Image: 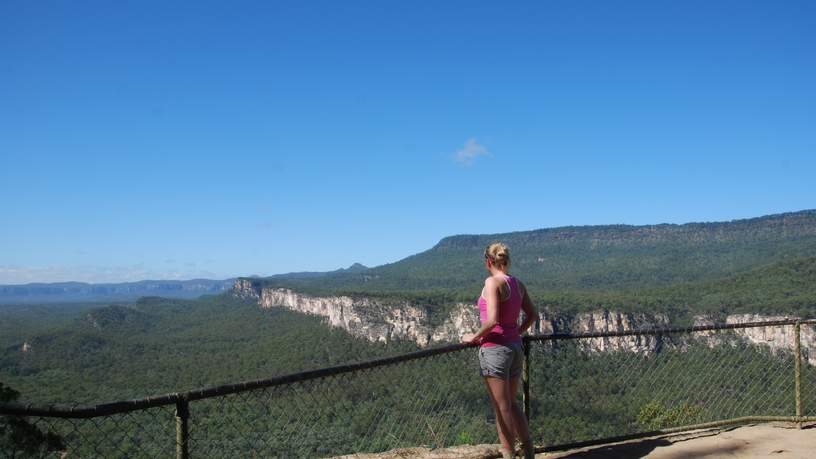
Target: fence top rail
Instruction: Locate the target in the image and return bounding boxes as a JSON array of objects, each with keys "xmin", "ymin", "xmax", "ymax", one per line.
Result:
[
  {"xmin": 1, "ymin": 318, "xmax": 814, "ymax": 419},
  {"xmin": 525, "ymin": 318, "xmax": 816, "ymax": 342},
  {"xmin": 0, "ymin": 340, "xmax": 476, "ymax": 418}
]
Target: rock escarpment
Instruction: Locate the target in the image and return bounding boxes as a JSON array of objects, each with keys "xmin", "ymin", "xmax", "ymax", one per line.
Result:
[
  {"xmin": 234, "ymin": 279, "xmax": 477, "ymax": 346},
  {"xmin": 693, "ymin": 313, "xmax": 815, "ymax": 365},
  {"xmin": 233, "ymin": 280, "xmax": 814, "ymax": 361}
]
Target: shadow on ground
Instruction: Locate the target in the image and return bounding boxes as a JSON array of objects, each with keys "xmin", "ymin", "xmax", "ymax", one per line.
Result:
[
  {"xmin": 548, "ymin": 438, "xmax": 672, "ymax": 458},
  {"xmin": 545, "ymin": 425, "xmax": 766, "ymax": 459},
  {"xmin": 548, "ymin": 437, "xmax": 747, "ymax": 459}
]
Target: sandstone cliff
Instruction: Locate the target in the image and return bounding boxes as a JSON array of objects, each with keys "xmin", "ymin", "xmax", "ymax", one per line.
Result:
[
  {"xmin": 234, "ymin": 279, "xmax": 476, "ymax": 346},
  {"xmin": 233, "ymin": 280, "xmax": 814, "ymax": 362}
]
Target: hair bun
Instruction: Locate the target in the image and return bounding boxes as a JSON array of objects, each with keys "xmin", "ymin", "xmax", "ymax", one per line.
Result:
[{"xmin": 484, "ymin": 242, "xmax": 511, "ymax": 267}]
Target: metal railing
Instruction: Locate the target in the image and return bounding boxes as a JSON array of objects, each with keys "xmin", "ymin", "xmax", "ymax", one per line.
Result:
[{"xmin": 2, "ymin": 318, "xmax": 815, "ymax": 458}]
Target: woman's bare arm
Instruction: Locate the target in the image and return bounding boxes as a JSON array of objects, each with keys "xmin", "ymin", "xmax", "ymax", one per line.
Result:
[
  {"xmin": 461, "ymin": 277, "xmax": 500, "ymax": 344},
  {"xmin": 517, "ymin": 280, "xmax": 539, "ymax": 335}
]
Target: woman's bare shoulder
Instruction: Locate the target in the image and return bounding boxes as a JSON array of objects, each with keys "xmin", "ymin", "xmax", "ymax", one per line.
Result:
[
  {"xmin": 484, "ymin": 274, "xmax": 508, "ymax": 284},
  {"xmin": 485, "ymin": 275, "xmax": 511, "ymax": 295}
]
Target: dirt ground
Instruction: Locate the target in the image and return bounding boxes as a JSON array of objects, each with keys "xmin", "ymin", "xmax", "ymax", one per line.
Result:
[
  {"xmin": 335, "ymin": 423, "xmax": 816, "ymax": 459},
  {"xmin": 546, "ymin": 423, "xmax": 816, "ymax": 459}
]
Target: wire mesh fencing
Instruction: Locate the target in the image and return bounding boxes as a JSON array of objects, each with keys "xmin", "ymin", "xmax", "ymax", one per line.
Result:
[
  {"xmin": 2, "ymin": 319, "xmax": 815, "ymax": 458},
  {"xmin": 526, "ymin": 323, "xmax": 804, "ymax": 447},
  {"xmin": 802, "ymin": 323, "xmax": 816, "ymax": 417},
  {"xmin": 0, "ymin": 404, "xmax": 176, "ymax": 458},
  {"xmin": 186, "ymin": 347, "xmax": 493, "ymax": 458}
]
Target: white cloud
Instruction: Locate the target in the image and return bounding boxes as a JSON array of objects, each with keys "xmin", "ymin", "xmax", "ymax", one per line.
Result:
[{"xmin": 453, "ymin": 138, "xmax": 491, "ymax": 166}]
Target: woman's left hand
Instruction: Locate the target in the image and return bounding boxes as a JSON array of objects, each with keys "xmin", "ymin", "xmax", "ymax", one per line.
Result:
[{"xmin": 460, "ymin": 333, "xmax": 477, "ymax": 344}]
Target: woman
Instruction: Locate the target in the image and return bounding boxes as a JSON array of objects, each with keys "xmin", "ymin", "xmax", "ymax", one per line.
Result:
[{"xmin": 461, "ymin": 243, "xmax": 538, "ymax": 459}]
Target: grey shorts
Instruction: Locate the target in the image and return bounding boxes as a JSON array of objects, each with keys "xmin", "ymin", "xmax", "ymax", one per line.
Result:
[{"xmin": 478, "ymin": 342, "xmax": 523, "ymax": 379}]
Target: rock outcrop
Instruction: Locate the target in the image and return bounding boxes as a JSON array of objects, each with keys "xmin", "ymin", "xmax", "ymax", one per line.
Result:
[
  {"xmin": 691, "ymin": 313, "xmax": 816, "ymax": 365},
  {"xmin": 235, "ymin": 280, "xmax": 480, "ymax": 346},
  {"xmin": 540, "ymin": 310, "xmax": 670, "ymax": 354},
  {"xmin": 233, "ymin": 280, "xmax": 815, "ymax": 362},
  {"xmin": 258, "ymin": 287, "xmax": 440, "ymax": 345},
  {"xmin": 233, "ymin": 281, "xmax": 670, "ymax": 351}
]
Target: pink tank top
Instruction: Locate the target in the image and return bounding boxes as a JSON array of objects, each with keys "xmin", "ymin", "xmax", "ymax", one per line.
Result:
[{"xmin": 477, "ymin": 275, "xmax": 522, "ymax": 347}]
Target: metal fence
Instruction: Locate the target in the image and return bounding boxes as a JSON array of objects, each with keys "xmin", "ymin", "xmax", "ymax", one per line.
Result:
[{"xmin": 2, "ymin": 319, "xmax": 815, "ymax": 458}]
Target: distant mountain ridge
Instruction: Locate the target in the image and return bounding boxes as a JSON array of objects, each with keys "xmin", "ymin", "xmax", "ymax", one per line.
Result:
[
  {"xmin": 0, "ymin": 279, "xmax": 235, "ymax": 304},
  {"xmin": 0, "ymin": 263, "xmax": 372, "ymax": 305},
  {"xmin": 6, "ymin": 209, "xmax": 816, "ymax": 305},
  {"xmin": 233, "ymin": 210, "xmax": 816, "ymax": 345},
  {"xmin": 248, "ymin": 209, "xmax": 816, "ymax": 296},
  {"xmin": 255, "ymin": 263, "xmax": 369, "ymax": 280}
]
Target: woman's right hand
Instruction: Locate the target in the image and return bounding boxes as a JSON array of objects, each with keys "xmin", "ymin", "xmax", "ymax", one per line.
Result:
[{"xmin": 460, "ymin": 333, "xmax": 477, "ymax": 344}]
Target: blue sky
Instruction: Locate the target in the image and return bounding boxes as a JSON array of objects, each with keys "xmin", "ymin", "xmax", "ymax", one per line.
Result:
[{"xmin": 1, "ymin": 1, "xmax": 814, "ymax": 283}]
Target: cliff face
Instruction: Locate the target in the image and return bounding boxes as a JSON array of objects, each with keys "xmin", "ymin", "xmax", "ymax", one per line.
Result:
[
  {"xmin": 233, "ymin": 279, "xmax": 261, "ymax": 301},
  {"xmin": 234, "ymin": 279, "xmax": 478, "ymax": 346},
  {"xmin": 233, "ymin": 280, "xmax": 814, "ymax": 362},
  {"xmin": 692, "ymin": 314, "xmax": 816, "ymax": 365},
  {"xmin": 259, "ymin": 287, "xmax": 442, "ymax": 346},
  {"xmin": 536, "ymin": 310, "xmax": 670, "ymax": 354}
]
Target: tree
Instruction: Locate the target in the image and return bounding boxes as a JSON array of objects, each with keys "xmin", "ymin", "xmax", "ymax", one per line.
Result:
[{"xmin": 0, "ymin": 382, "xmax": 65, "ymax": 457}]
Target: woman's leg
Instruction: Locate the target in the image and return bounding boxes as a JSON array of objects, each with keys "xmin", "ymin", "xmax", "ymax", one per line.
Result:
[
  {"xmin": 484, "ymin": 376, "xmax": 518, "ymax": 451},
  {"xmin": 509, "ymin": 376, "xmax": 534, "ymax": 457}
]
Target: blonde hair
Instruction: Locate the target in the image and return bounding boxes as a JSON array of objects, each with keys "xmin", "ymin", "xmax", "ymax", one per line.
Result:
[{"xmin": 484, "ymin": 242, "xmax": 510, "ymax": 268}]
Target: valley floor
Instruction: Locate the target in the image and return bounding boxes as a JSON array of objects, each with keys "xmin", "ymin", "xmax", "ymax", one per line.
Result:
[{"xmin": 336, "ymin": 423, "xmax": 816, "ymax": 458}]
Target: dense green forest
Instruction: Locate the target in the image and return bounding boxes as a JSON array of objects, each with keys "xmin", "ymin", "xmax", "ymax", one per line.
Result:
[
  {"xmin": 2, "ymin": 294, "xmax": 814, "ymax": 457},
  {"xmin": 525, "ymin": 254, "xmax": 816, "ymax": 319},
  {"xmin": 0, "ymin": 295, "xmax": 419, "ymax": 405}
]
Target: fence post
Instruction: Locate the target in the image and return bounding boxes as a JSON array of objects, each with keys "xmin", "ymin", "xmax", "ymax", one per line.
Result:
[
  {"xmin": 522, "ymin": 338, "xmax": 531, "ymax": 422},
  {"xmin": 175, "ymin": 395, "xmax": 190, "ymax": 459},
  {"xmin": 794, "ymin": 321, "xmax": 802, "ymax": 428}
]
